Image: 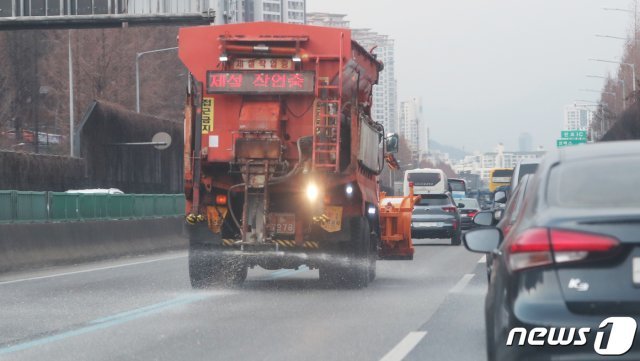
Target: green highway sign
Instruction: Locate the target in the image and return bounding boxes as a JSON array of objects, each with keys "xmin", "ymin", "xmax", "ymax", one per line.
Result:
[
  {"xmin": 557, "ymin": 138, "xmax": 587, "ymax": 147},
  {"xmin": 561, "ymin": 130, "xmax": 587, "ymax": 140}
]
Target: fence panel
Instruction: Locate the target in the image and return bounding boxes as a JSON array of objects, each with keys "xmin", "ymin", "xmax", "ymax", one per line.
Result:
[
  {"xmin": 133, "ymin": 195, "xmax": 155, "ymax": 218},
  {"xmin": 0, "ymin": 191, "xmax": 15, "ymax": 222},
  {"xmin": 49, "ymin": 193, "xmax": 79, "ymax": 221},
  {"xmin": 108, "ymin": 195, "xmax": 135, "ymax": 219},
  {"xmin": 154, "ymin": 195, "xmax": 176, "ymax": 216},
  {"xmin": 0, "ymin": 191, "xmax": 185, "ymax": 222},
  {"xmin": 15, "ymin": 192, "xmax": 48, "ymax": 222}
]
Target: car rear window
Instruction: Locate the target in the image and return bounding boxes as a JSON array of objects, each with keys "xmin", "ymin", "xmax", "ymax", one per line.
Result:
[
  {"xmin": 449, "ymin": 180, "xmax": 466, "ymax": 191},
  {"xmin": 459, "ymin": 199, "xmax": 479, "ymax": 209},
  {"xmin": 493, "ymin": 169, "xmax": 513, "ymax": 178},
  {"xmin": 417, "ymin": 194, "xmax": 451, "ymax": 206},
  {"xmin": 408, "ymin": 173, "xmax": 441, "ymax": 186},
  {"xmin": 518, "ymin": 164, "xmax": 538, "ymax": 180},
  {"xmin": 547, "ymin": 157, "xmax": 640, "ymax": 208}
]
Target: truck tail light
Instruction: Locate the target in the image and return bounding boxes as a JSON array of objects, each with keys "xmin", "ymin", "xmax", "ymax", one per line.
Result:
[
  {"xmin": 216, "ymin": 195, "xmax": 228, "ymax": 205},
  {"xmin": 507, "ymin": 228, "xmax": 620, "ymax": 272}
]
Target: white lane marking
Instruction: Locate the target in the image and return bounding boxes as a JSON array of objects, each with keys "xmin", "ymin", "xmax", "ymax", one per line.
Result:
[
  {"xmin": 478, "ymin": 255, "xmax": 486, "ymax": 263},
  {"xmin": 0, "ymin": 254, "xmax": 187, "ymax": 286},
  {"xmin": 380, "ymin": 331, "xmax": 428, "ymax": 361},
  {"xmin": 449, "ymin": 274, "xmax": 475, "ymax": 293}
]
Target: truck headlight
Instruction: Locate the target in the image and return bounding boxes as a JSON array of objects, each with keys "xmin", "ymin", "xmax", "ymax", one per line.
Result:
[
  {"xmin": 346, "ymin": 184, "xmax": 354, "ymax": 195},
  {"xmin": 306, "ymin": 183, "xmax": 319, "ymax": 202}
]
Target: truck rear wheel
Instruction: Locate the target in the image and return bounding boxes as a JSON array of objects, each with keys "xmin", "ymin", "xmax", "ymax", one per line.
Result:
[
  {"xmin": 189, "ymin": 250, "xmax": 248, "ymax": 288},
  {"xmin": 220, "ymin": 255, "xmax": 248, "ymax": 286},
  {"xmin": 189, "ymin": 247, "xmax": 223, "ymax": 288},
  {"xmin": 320, "ymin": 217, "xmax": 371, "ymax": 288}
]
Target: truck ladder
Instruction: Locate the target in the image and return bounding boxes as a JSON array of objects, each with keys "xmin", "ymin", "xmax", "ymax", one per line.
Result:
[{"xmin": 312, "ymin": 33, "xmax": 344, "ymax": 173}]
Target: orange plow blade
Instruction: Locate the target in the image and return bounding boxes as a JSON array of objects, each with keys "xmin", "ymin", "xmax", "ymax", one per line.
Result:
[{"xmin": 378, "ymin": 185, "xmax": 420, "ymax": 260}]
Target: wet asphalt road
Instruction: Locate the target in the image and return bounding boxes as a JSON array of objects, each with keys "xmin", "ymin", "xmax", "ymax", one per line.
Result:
[{"xmin": 0, "ymin": 239, "xmax": 488, "ymax": 361}]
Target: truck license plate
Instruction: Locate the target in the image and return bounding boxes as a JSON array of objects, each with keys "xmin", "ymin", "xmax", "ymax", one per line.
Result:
[{"xmin": 268, "ymin": 213, "xmax": 295, "ymax": 235}]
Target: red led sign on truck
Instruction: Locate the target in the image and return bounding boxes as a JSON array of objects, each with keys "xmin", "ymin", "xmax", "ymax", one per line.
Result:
[{"xmin": 206, "ymin": 71, "xmax": 315, "ymax": 94}]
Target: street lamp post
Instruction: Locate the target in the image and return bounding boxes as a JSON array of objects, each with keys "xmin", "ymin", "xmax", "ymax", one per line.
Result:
[
  {"xmin": 595, "ymin": 34, "xmax": 633, "ymax": 41},
  {"xmin": 575, "ymin": 101, "xmax": 609, "ymax": 140},
  {"xmin": 136, "ymin": 47, "xmax": 179, "ymax": 113},
  {"xmin": 603, "ymin": 5, "xmax": 638, "ymax": 37},
  {"xmin": 589, "ymin": 58, "xmax": 636, "ymax": 92}
]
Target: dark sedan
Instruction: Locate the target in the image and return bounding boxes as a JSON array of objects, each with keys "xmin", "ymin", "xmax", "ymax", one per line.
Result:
[
  {"xmin": 411, "ymin": 193, "xmax": 462, "ymax": 245},
  {"xmin": 464, "ymin": 141, "xmax": 640, "ymax": 361},
  {"xmin": 457, "ymin": 197, "xmax": 481, "ymax": 230}
]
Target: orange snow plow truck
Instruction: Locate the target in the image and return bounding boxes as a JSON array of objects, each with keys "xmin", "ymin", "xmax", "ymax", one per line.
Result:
[{"xmin": 179, "ymin": 22, "xmax": 413, "ymax": 288}]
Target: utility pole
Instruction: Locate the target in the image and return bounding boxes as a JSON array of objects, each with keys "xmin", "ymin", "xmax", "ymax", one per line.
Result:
[{"xmin": 68, "ymin": 29, "xmax": 75, "ymax": 157}]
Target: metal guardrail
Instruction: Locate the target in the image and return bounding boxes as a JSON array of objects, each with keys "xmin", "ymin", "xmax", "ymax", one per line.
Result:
[{"xmin": 0, "ymin": 191, "xmax": 185, "ymax": 223}]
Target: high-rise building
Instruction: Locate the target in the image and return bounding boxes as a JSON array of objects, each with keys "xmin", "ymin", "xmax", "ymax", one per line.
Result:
[
  {"xmin": 305, "ymin": 14, "xmax": 398, "ymax": 136},
  {"xmin": 241, "ymin": 0, "xmax": 305, "ymax": 23},
  {"xmin": 453, "ymin": 145, "xmax": 545, "ymax": 183},
  {"xmin": 62, "ymin": 0, "xmax": 306, "ymax": 24},
  {"xmin": 306, "ymin": 12, "xmax": 350, "ymax": 28},
  {"xmin": 0, "ymin": 0, "xmax": 305, "ymax": 23},
  {"xmin": 351, "ymin": 29, "xmax": 397, "ymax": 135},
  {"xmin": 518, "ymin": 132, "xmax": 533, "ymax": 152},
  {"xmin": 564, "ymin": 104, "xmax": 593, "ymax": 131},
  {"xmin": 399, "ymin": 97, "xmax": 423, "ymax": 162}
]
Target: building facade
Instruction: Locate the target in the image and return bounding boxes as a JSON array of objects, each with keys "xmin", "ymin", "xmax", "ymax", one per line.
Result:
[
  {"xmin": 398, "ymin": 97, "xmax": 423, "ymax": 162},
  {"xmin": 453, "ymin": 144, "xmax": 545, "ymax": 184},
  {"xmin": 306, "ymin": 14, "xmax": 398, "ymax": 137},
  {"xmin": 564, "ymin": 104, "xmax": 593, "ymax": 131},
  {"xmin": 243, "ymin": 0, "xmax": 305, "ymax": 23},
  {"xmin": 351, "ymin": 29, "xmax": 398, "ymax": 136},
  {"xmin": 306, "ymin": 12, "xmax": 350, "ymax": 28},
  {"xmin": 518, "ymin": 132, "xmax": 533, "ymax": 152},
  {"xmin": 2, "ymin": 0, "xmax": 307, "ymax": 24}
]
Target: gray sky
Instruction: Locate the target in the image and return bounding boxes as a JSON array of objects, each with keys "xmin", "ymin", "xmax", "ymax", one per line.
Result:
[{"xmin": 307, "ymin": 0, "xmax": 632, "ymax": 153}]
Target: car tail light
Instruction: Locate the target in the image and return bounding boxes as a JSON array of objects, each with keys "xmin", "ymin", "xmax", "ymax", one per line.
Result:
[
  {"xmin": 550, "ymin": 229, "xmax": 619, "ymax": 263},
  {"xmin": 507, "ymin": 228, "xmax": 553, "ymax": 271},
  {"xmin": 467, "ymin": 211, "xmax": 478, "ymax": 218},
  {"xmin": 452, "ymin": 220, "xmax": 458, "ymax": 230},
  {"xmin": 507, "ymin": 228, "xmax": 620, "ymax": 272},
  {"xmin": 443, "ymin": 206, "xmax": 457, "ymax": 213}
]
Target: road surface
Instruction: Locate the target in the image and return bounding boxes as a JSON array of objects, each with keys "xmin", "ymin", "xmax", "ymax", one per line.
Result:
[{"xmin": 0, "ymin": 239, "xmax": 488, "ymax": 361}]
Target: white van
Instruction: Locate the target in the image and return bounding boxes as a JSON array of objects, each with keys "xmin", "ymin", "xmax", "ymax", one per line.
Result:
[{"xmin": 403, "ymin": 168, "xmax": 449, "ymax": 195}]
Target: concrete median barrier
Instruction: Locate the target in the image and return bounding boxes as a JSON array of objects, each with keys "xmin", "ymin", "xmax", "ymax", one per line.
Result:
[{"xmin": 0, "ymin": 217, "xmax": 186, "ymax": 273}]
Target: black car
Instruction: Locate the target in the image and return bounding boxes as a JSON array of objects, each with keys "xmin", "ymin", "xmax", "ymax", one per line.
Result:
[
  {"xmin": 464, "ymin": 141, "xmax": 640, "ymax": 361},
  {"xmin": 411, "ymin": 193, "xmax": 462, "ymax": 245},
  {"xmin": 483, "ymin": 174, "xmax": 534, "ymax": 282},
  {"xmin": 456, "ymin": 197, "xmax": 481, "ymax": 230}
]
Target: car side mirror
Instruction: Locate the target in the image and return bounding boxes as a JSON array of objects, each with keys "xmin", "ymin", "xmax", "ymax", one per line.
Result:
[
  {"xmin": 494, "ymin": 191, "xmax": 507, "ymax": 204},
  {"xmin": 457, "ymin": 203, "xmax": 465, "ymax": 208},
  {"xmin": 463, "ymin": 228, "xmax": 503, "ymax": 253},
  {"xmin": 473, "ymin": 211, "xmax": 494, "ymax": 226},
  {"xmin": 385, "ymin": 133, "xmax": 399, "ymax": 154}
]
